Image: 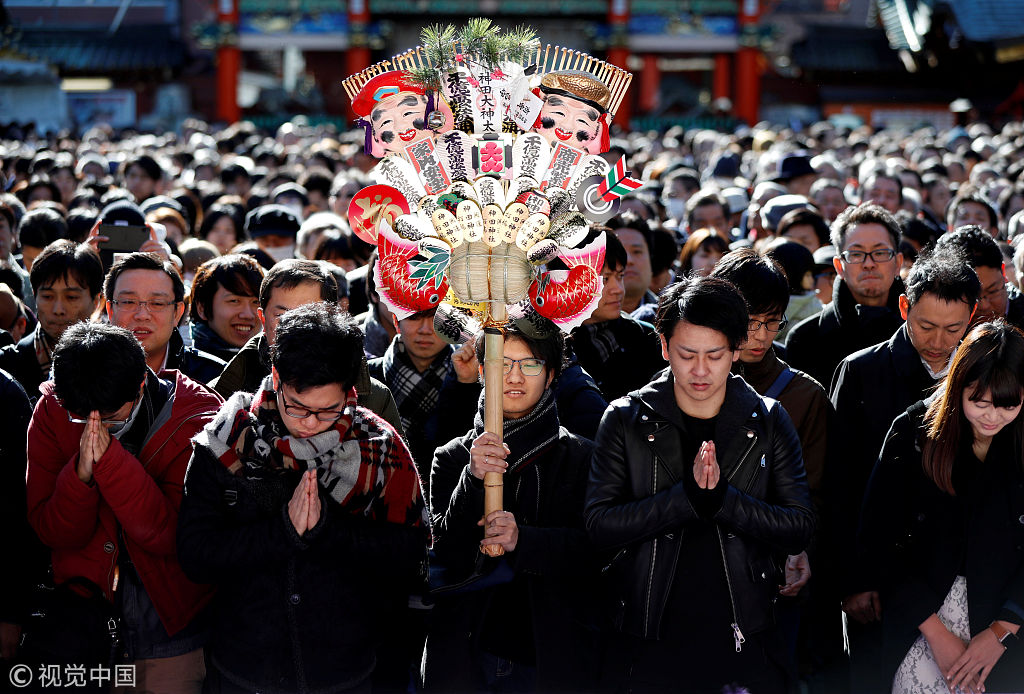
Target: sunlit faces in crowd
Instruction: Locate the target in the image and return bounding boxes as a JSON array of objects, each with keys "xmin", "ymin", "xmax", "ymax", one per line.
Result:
[
  {"xmin": 501, "ymin": 337, "xmax": 554, "ymax": 420},
  {"xmin": 585, "ymin": 263, "xmax": 626, "ymax": 324},
  {"xmin": 273, "ymin": 368, "xmax": 347, "ymax": 439},
  {"xmin": 612, "ymin": 225, "xmax": 653, "ymax": 309},
  {"xmin": 392, "ymin": 308, "xmax": 447, "ymax": 371},
  {"xmin": 738, "ymin": 313, "xmax": 786, "ymax": 364},
  {"xmin": 861, "ymin": 174, "xmax": 902, "ymax": 215},
  {"xmin": 202, "ymin": 286, "xmax": 260, "ymax": 348},
  {"xmin": 260, "ymin": 281, "xmax": 324, "ymax": 348},
  {"xmin": 974, "ymin": 264, "xmax": 1009, "ymax": 323},
  {"xmin": 811, "ymin": 183, "xmax": 848, "ymax": 223},
  {"xmin": 37, "ymin": 276, "xmax": 99, "ymax": 343},
  {"xmin": 899, "ymin": 293, "xmax": 974, "ymax": 375},
  {"xmin": 962, "ymin": 385, "xmax": 1023, "ymax": 442},
  {"xmin": 661, "ymin": 320, "xmax": 739, "ymax": 413},
  {"xmin": 106, "ymin": 266, "xmax": 185, "ymax": 371},
  {"xmin": 952, "ymin": 199, "xmax": 996, "ymax": 236},
  {"xmin": 206, "ymin": 216, "xmax": 239, "ymax": 255},
  {"xmin": 833, "ymin": 222, "xmax": 902, "ymax": 307}
]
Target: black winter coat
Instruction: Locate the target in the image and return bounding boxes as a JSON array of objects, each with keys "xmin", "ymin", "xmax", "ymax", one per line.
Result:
[
  {"xmin": 165, "ymin": 329, "xmax": 225, "ymax": 385},
  {"xmin": 569, "ymin": 314, "xmax": 665, "ymax": 403},
  {"xmin": 0, "ymin": 369, "xmax": 47, "ymax": 625},
  {"xmin": 585, "ymin": 370, "xmax": 815, "ymax": 641},
  {"xmin": 858, "ymin": 403, "xmax": 1024, "ymax": 690},
  {"xmin": 424, "ymin": 425, "xmax": 600, "ymax": 692},
  {"xmin": 829, "ymin": 323, "xmax": 938, "ymax": 596},
  {"xmin": 178, "ymin": 444, "xmax": 427, "ymax": 694},
  {"xmin": 784, "ymin": 277, "xmax": 905, "ymax": 389},
  {"xmin": 0, "ymin": 330, "xmax": 42, "ymax": 402}
]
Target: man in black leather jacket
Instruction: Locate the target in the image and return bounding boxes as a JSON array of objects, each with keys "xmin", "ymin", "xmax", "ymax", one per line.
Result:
[{"xmin": 585, "ymin": 276, "xmax": 815, "ymax": 694}]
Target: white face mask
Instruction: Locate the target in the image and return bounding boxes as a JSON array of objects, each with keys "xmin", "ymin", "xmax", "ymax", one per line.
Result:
[
  {"xmin": 664, "ymin": 199, "xmax": 687, "ymax": 220},
  {"xmin": 265, "ymin": 244, "xmax": 295, "ymax": 263},
  {"xmin": 109, "ymin": 393, "xmax": 144, "ymax": 439}
]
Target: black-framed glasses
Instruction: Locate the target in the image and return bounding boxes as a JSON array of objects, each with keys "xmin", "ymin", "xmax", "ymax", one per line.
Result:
[
  {"xmin": 748, "ymin": 316, "xmax": 789, "ymax": 333},
  {"xmin": 503, "ymin": 358, "xmax": 546, "ymax": 376},
  {"xmin": 109, "ymin": 298, "xmax": 178, "ymax": 314},
  {"xmin": 839, "ymin": 248, "xmax": 897, "ymax": 264},
  {"xmin": 279, "ymin": 389, "xmax": 345, "ymax": 422},
  {"xmin": 65, "ymin": 392, "xmax": 141, "ymax": 426}
]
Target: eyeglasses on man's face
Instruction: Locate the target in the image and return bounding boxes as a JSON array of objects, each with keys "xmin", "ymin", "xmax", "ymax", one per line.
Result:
[
  {"xmin": 65, "ymin": 392, "xmax": 141, "ymax": 426},
  {"xmin": 109, "ymin": 298, "xmax": 178, "ymax": 314},
  {"xmin": 503, "ymin": 358, "xmax": 546, "ymax": 377},
  {"xmin": 748, "ymin": 317, "xmax": 789, "ymax": 333},
  {"xmin": 279, "ymin": 388, "xmax": 345, "ymax": 422},
  {"xmin": 839, "ymin": 248, "xmax": 897, "ymax": 264}
]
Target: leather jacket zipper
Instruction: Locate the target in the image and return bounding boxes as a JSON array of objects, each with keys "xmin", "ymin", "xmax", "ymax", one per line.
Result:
[
  {"xmin": 716, "ymin": 428, "xmax": 759, "ymax": 652},
  {"xmin": 717, "ymin": 525, "xmax": 745, "ymax": 652},
  {"xmin": 643, "ymin": 452, "xmax": 659, "ymax": 638}
]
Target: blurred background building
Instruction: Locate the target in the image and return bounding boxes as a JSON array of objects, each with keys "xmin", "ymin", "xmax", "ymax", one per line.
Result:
[{"xmin": 2, "ymin": 0, "xmax": 1023, "ymax": 134}]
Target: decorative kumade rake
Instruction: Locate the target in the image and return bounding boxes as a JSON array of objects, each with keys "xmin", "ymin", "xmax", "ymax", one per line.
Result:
[{"xmin": 343, "ymin": 19, "xmax": 640, "ymax": 556}]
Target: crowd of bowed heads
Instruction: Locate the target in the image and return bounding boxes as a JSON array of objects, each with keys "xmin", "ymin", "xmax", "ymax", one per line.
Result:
[{"xmin": 1, "ymin": 116, "xmax": 1024, "ymax": 694}]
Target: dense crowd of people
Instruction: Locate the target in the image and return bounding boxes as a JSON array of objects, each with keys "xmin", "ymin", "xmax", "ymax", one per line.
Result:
[{"xmin": 1, "ymin": 114, "xmax": 1024, "ymax": 693}]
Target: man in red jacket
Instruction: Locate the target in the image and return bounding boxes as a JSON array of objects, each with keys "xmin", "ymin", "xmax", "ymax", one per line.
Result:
[{"xmin": 26, "ymin": 321, "xmax": 222, "ymax": 694}]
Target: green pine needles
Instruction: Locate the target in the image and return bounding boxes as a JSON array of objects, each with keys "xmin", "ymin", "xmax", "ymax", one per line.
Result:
[{"xmin": 407, "ymin": 19, "xmax": 539, "ymax": 92}]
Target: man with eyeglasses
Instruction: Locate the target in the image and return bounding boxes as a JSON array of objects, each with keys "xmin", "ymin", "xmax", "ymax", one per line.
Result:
[
  {"xmin": 26, "ymin": 321, "xmax": 222, "ymax": 692},
  {"xmin": 935, "ymin": 225, "xmax": 1024, "ymax": 330},
  {"xmin": 179, "ymin": 302, "xmax": 426, "ymax": 694},
  {"xmin": 828, "ymin": 246, "xmax": 980, "ymax": 693},
  {"xmin": 105, "ymin": 252, "xmax": 225, "ymax": 384},
  {"xmin": 785, "ymin": 203, "xmax": 906, "ymax": 389},
  {"xmin": 712, "ymin": 248, "xmax": 837, "ymax": 688},
  {"xmin": 425, "ymin": 327, "xmax": 601, "ymax": 692}
]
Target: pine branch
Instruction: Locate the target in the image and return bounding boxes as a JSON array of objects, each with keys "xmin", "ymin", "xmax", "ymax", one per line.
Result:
[{"xmin": 405, "ymin": 65, "xmax": 441, "ymax": 92}]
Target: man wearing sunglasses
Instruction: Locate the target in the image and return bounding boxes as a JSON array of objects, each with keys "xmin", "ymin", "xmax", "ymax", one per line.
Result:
[
  {"xmin": 179, "ymin": 301, "xmax": 426, "ymax": 694},
  {"xmin": 785, "ymin": 203, "xmax": 906, "ymax": 389},
  {"xmin": 25, "ymin": 321, "xmax": 222, "ymax": 692}
]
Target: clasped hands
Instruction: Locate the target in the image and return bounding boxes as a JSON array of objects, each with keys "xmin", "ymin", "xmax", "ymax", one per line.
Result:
[
  {"xmin": 693, "ymin": 441, "xmax": 810, "ymax": 597},
  {"xmin": 288, "ymin": 469, "xmax": 322, "ymax": 536},
  {"xmin": 77, "ymin": 412, "xmax": 112, "ymax": 484}
]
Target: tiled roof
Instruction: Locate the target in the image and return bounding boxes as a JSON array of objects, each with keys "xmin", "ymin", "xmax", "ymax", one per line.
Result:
[
  {"xmin": 791, "ymin": 24, "xmax": 904, "ymax": 72},
  {"xmin": 11, "ymin": 25, "xmax": 184, "ymax": 72}
]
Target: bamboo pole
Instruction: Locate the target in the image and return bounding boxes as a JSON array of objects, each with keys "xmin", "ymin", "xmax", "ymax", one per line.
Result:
[{"xmin": 480, "ymin": 300, "xmax": 506, "ymax": 557}]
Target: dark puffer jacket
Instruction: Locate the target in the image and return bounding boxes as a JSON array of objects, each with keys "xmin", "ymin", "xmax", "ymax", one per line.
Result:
[{"xmin": 585, "ymin": 370, "xmax": 815, "ymax": 641}]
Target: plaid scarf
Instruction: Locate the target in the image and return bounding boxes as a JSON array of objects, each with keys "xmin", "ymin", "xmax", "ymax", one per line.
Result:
[
  {"xmin": 576, "ymin": 320, "xmax": 622, "ymax": 363},
  {"xmin": 32, "ymin": 323, "xmax": 55, "ymax": 381},
  {"xmin": 382, "ymin": 337, "xmax": 452, "ymax": 436},
  {"xmin": 194, "ymin": 375, "xmax": 425, "ymax": 526}
]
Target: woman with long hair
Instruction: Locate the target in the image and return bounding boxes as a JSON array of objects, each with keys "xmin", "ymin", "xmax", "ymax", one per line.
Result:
[{"xmin": 858, "ymin": 320, "xmax": 1024, "ymax": 693}]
